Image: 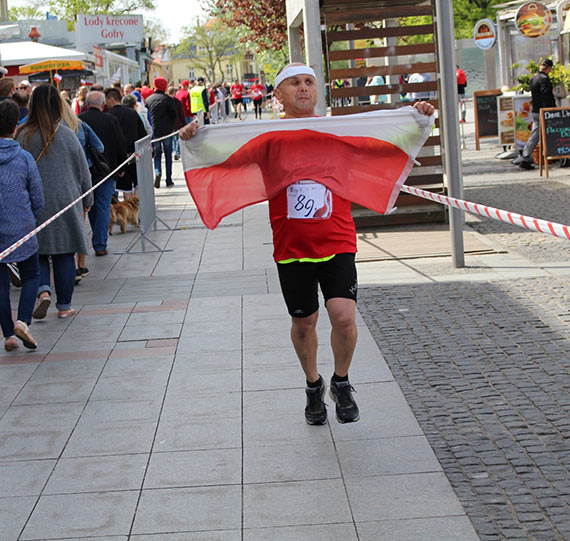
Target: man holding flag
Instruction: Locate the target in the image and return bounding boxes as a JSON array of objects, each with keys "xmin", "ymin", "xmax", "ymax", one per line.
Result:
[{"xmin": 180, "ymin": 63, "xmax": 434, "ymax": 426}]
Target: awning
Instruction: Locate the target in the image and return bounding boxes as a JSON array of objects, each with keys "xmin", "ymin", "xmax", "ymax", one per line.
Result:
[
  {"xmin": 19, "ymin": 59, "xmax": 85, "ymax": 75},
  {"xmin": 0, "ymin": 41, "xmax": 85, "ymax": 67}
]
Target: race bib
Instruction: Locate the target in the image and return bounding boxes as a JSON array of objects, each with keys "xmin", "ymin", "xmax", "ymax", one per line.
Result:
[{"xmin": 287, "ymin": 180, "xmax": 333, "ymax": 220}]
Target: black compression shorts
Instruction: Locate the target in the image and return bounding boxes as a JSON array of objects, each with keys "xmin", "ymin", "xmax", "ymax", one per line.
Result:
[{"xmin": 276, "ymin": 253, "xmax": 358, "ymax": 318}]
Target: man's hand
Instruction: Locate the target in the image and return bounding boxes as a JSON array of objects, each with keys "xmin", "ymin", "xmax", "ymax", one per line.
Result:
[
  {"xmin": 413, "ymin": 101, "xmax": 435, "ymax": 116},
  {"xmin": 179, "ymin": 120, "xmax": 199, "ymax": 141}
]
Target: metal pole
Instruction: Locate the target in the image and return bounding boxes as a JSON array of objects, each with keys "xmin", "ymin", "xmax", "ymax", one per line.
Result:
[{"xmin": 434, "ymin": 0, "xmax": 465, "ymax": 267}]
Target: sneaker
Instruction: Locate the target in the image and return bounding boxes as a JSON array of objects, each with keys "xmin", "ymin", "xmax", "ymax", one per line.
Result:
[
  {"xmin": 329, "ymin": 379, "xmax": 360, "ymax": 423},
  {"xmin": 174, "ymin": 154, "xmax": 180, "ymax": 160},
  {"xmin": 519, "ymin": 161, "xmax": 534, "ymax": 170},
  {"xmin": 459, "ymin": 118, "xmax": 466, "ymax": 123},
  {"xmin": 154, "ymin": 173, "xmax": 161, "ymax": 188},
  {"xmin": 78, "ymin": 267, "xmax": 89, "ymax": 277},
  {"xmin": 7, "ymin": 263, "xmax": 21, "ymax": 287},
  {"xmin": 74, "ymin": 269, "xmax": 82, "ymax": 285},
  {"xmin": 305, "ymin": 376, "xmax": 327, "ymax": 425}
]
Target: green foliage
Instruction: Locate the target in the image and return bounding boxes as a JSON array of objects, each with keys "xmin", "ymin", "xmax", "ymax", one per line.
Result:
[
  {"xmin": 177, "ymin": 18, "xmax": 243, "ymax": 81},
  {"xmin": 9, "ymin": 1, "xmax": 44, "ymax": 21},
  {"xmin": 512, "ymin": 59, "xmax": 570, "ymax": 91},
  {"xmin": 144, "ymin": 17, "xmax": 170, "ymax": 45}
]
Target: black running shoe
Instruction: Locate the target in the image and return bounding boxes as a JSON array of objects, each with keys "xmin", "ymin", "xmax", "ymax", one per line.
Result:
[
  {"xmin": 329, "ymin": 379, "xmax": 360, "ymax": 423},
  {"xmin": 305, "ymin": 376, "xmax": 327, "ymax": 425}
]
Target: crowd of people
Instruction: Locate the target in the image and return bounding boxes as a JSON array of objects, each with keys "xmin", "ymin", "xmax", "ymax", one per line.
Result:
[{"xmin": 0, "ymin": 73, "xmax": 273, "ymax": 352}]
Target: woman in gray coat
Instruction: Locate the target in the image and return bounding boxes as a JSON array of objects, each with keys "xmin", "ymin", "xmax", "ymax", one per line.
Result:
[{"xmin": 16, "ymin": 84, "xmax": 93, "ymax": 319}]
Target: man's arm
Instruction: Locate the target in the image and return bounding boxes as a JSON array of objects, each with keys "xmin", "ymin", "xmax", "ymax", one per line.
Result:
[{"xmin": 179, "ymin": 119, "xmax": 199, "ymax": 140}]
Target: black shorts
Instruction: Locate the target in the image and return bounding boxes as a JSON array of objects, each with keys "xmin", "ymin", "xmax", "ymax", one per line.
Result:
[
  {"xmin": 232, "ymin": 98, "xmax": 243, "ymax": 105},
  {"xmin": 276, "ymin": 253, "xmax": 357, "ymax": 318}
]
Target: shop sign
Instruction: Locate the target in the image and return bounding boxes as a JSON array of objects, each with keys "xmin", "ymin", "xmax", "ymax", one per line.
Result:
[
  {"xmin": 473, "ymin": 19, "xmax": 496, "ymax": 50},
  {"xmin": 513, "ymin": 95, "xmax": 533, "ymax": 150},
  {"xmin": 76, "ymin": 14, "xmax": 143, "ymax": 45},
  {"xmin": 93, "ymin": 45, "xmax": 104, "ymax": 68},
  {"xmin": 515, "ymin": 2, "xmax": 553, "ymax": 38}
]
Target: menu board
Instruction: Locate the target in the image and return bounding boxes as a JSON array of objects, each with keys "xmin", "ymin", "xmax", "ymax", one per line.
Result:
[
  {"xmin": 474, "ymin": 89, "xmax": 502, "ymax": 150},
  {"xmin": 539, "ymin": 106, "xmax": 570, "ymax": 177},
  {"xmin": 497, "ymin": 96, "xmax": 514, "ymax": 145},
  {"xmin": 513, "ymin": 95, "xmax": 533, "ymax": 149}
]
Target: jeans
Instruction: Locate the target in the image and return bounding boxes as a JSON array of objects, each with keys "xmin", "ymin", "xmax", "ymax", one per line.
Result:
[
  {"xmin": 88, "ymin": 178, "xmax": 115, "ymax": 251},
  {"xmin": 38, "ymin": 253, "xmax": 75, "ymax": 311},
  {"xmin": 153, "ymin": 137, "xmax": 173, "ymax": 185},
  {"xmin": 0, "ymin": 253, "xmax": 40, "ymax": 337},
  {"xmin": 522, "ymin": 112, "xmax": 540, "ymax": 163},
  {"xmin": 172, "ymin": 134, "xmax": 180, "ymax": 157}
]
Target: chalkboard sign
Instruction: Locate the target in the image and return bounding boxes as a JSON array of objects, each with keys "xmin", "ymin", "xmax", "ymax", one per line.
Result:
[
  {"xmin": 539, "ymin": 106, "xmax": 570, "ymax": 178},
  {"xmin": 474, "ymin": 89, "xmax": 502, "ymax": 150}
]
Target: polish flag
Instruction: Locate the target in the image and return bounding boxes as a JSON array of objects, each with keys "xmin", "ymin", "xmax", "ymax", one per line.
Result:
[
  {"xmin": 53, "ymin": 73, "xmax": 62, "ymax": 82},
  {"xmin": 181, "ymin": 107, "xmax": 434, "ymax": 229}
]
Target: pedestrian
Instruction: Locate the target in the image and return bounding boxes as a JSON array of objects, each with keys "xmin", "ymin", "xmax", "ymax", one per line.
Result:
[
  {"xmin": 0, "ymin": 77, "xmax": 15, "ymax": 102},
  {"xmin": 250, "ymin": 79, "xmax": 265, "ymax": 119},
  {"xmin": 0, "ymin": 99, "xmax": 44, "ymax": 350},
  {"xmin": 72, "ymin": 85, "xmax": 89, "ymax": 115},
  {"xmin": 190, "ymin": 76, "xmax": 210, "ymax": 125},
  {"xmin": 456, "ymin": 65, "xmax": 467, "ymax": 122},
  {"xmin": 145, "ymin": 76, "xmax": 177, "ymax": 188},
  {"xmin": 180, "ymin": 63, "xmax": 434, "ymax": 425},
  {"xmin": 123, "ymin": 83, "xmax": 135, "ymax": 95},
  {"xmin": 11, "ymin": 89, "xmax": 29, "ymax": 124},
  {"xmin": 167, "ymin": 86, "xmax": 186, "ymax": 159},
  {"xmin": 79, "ymin": 90, "xmax": 127, "ymax": 255},
  {"xmin": 104, "ymin": 87, "xmax": 147, "ymax": 193},
  {"xmin": 176, "ymin": 79, "xmax": 193, "ymax": 124},
  {"xmin": 230, "ymin": 79, "xmax": 244, "ymax": 120},
  {"xmin": 16, "ymin": 84, "xmax": 93, "ymax": 319},
  {"xmin": 18, "ymin": 80, "xmax": 32, "ymax": 98},
  {"xmin": 513, "ymin": 58, "xmax": 555, "ymax": 170},
  {"xmin": 60, "ymin": 98, "xmax": 104, "ymax": 283},
  {"xmin": 124, "ymin": 93, "xmax": 152, "ymax": 136},
  {"xmin": 366, "ymin": 74, "xmax": 387, "ymax": 105}
]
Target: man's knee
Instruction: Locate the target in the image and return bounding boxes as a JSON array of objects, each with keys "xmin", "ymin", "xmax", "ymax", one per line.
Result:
[
  {"xmin": 291, "ymin": 313, "xmax": 318, "ymax": 338},
  {"xmin": 327, "ymin": 299, "xmax": 356, "ymax": 333}
]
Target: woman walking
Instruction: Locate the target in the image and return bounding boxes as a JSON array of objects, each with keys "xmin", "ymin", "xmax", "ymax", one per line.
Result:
[
  {"xmin": 0, "ymin": 100, "xmax": 44, "ymax": 350},
  {"xmin": 16, "ymin": 84, "xmax": 93, "ymax": 319}
]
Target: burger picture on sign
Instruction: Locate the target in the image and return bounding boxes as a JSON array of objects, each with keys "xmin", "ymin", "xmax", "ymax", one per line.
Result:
[{"xmin": 515, "ymin": 2, "xmax": 552, "ymax": 38}]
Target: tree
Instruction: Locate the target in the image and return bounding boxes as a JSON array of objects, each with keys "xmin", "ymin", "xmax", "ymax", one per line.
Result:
[
  {"xmin": 9, "ymin": 0, "xmax": 44, "ymax": 20},
  {"xmin": 144, "ymin": 17, "xmax": 170, "ymax": 46},
  {"xmin": 177, "ymin": 18, "xmax": 242, "ymax": 81},
  {"xmin": 206, "ymin": 0, "xmax": 287, "ymax": 51}
]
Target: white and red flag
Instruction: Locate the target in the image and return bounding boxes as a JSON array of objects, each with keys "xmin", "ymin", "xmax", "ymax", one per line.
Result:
[{"xmin": 181, "ymin": 107, "xmax": 434, "ymax": 229}]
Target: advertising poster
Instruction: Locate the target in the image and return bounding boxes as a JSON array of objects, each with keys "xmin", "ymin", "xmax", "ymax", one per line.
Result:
[
  {"xmin": 498, "ymin": 96, "xmax": 514, "ymax": 145},
  {"xmin": 513, "ymin": 96, "xmax": 533, "ymax": 149},
  {"xmin": 515, "ymin": 2, "xmax": 553, "ymax": 38}
]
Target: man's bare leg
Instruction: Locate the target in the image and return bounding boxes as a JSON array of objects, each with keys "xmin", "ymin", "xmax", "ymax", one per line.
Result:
[
  {"xmin": 290, "ymin": 310, "xmax": 319, "ymax": 382},
  {"xmin": 326, "ymin": 298, "xmax": 357, "ymax": 376}
]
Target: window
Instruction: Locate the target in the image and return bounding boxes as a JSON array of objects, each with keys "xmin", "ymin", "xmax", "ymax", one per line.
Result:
[
  {"xmin": 188, "ymin": 68, "xmax": 195, "ymax": 79},
  {"xmin": 226, "ymin": 65, "xmax": 233, "ymax": 77}
]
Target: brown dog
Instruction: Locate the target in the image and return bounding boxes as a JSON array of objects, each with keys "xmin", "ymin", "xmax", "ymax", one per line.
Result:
[{"xmin": 109, "ymin": 197, "xmax": 139, "ymax": 235}]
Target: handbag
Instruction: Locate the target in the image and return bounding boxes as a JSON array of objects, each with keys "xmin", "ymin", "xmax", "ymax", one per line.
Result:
[{"xmin": 82, "ymin": 122, "xmax": 110, "ymax": 181}]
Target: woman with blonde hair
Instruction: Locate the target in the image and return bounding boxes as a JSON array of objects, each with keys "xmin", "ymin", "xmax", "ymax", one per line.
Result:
[
  {"xmin": 16, "ymin": 84, "xmax": 93, "ymax": 319},
  {"xmin": 61, "ymin": 97, "xmax": 104, "ymax": 282}
]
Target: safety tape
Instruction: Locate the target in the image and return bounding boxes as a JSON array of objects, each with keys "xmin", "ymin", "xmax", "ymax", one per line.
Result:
[
  {"xmin": 401, "ymin": 185, "xmax": 570, "ymax": 241},
  {"xmin": 3, "ymin": 141, "xmax": 569, "ymax": 262}
]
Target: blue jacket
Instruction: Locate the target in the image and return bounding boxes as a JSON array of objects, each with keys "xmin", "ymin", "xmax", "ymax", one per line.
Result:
[
  {"xmin": 76, "ymin": 119, "xmax": 104, "ymax": 168},
  {"xmin": 0, "ymin": 138, "xmax": 44, "ymax": 263}
]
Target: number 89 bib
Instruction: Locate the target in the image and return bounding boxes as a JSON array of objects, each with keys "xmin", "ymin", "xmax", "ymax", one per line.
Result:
[{"xmin": 286, "ymin": 180, "xmax": 333, "ymax": 220}]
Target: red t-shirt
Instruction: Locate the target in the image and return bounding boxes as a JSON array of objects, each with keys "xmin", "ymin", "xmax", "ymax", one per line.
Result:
[
  {"xmin": 268, "ymin": 187, "xmax": 357, "ymax": 262},
  {"xmin": 456, "ymin": 69, "xmax": 467, "ymax": 86},
  {"xmin": 251, "ymin": 83, "xmax": 264, "ymax": 100},
  {"xmin": 231, "ymin": 83, "xmax": 244, "ymax": 99}
]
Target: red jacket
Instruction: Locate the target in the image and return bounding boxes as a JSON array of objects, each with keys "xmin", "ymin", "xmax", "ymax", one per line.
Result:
[
  {"xmin": 456, "ymin": 68, "xmax": 467, "ymax": 85},
  {"xmin": 176, "ymin": 88, "xmax": 192, "ymax": 117}
]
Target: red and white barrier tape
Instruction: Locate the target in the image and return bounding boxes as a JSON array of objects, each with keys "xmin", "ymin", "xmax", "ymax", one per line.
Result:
[
  {"xmin": 0, "ymin": 153, "xmax": 136, "ymax": 262},
  {"xmin": 401, "ymin": 185, "xmax": 570, "ymax": 241}
]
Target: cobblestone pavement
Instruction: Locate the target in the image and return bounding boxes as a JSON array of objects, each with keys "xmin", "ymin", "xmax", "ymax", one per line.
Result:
[
  {"xmin": 359, "ymin": 277, "xmax": 570, "ymax": 541},
  {"xmin": 359, "ymin": 116, "xmax": 570, "ymax": 540}
]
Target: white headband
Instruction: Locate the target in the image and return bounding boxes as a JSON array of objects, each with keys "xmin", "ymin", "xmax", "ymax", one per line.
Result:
[{"xmin": 275, "ymin": 65, "xmax": 317, "ymax": 88}]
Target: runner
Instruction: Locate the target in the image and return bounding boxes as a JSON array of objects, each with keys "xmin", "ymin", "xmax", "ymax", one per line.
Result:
[{"xmin": 180, "ymin": 63, "xmax": 434, "ymax": 425}]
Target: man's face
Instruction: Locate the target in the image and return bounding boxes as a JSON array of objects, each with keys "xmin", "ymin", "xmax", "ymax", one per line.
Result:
[{"xmin": 274, "ymin": 74, "xmax": 317, "ymax": 118}]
